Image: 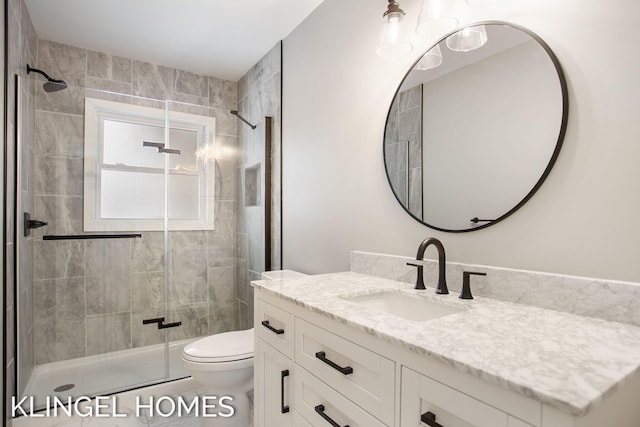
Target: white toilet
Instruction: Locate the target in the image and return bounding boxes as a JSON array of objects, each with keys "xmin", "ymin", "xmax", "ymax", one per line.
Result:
[{"xmin": 182, "ymin": 328, "xmax": 254, "ymax": 427}]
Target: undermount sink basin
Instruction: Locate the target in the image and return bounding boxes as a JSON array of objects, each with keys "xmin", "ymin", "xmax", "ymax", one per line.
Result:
[{"xmin": 340, "ymin": 291, "xmax": 463, "ymax": 322}]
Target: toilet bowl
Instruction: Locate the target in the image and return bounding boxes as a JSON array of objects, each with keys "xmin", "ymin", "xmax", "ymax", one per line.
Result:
[{"xmin": 182, "ymin": 328, "xmax": 254, "ymax": 427}]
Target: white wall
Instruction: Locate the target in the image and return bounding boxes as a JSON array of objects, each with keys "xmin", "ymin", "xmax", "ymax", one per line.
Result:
[
  {"xmin": 422, "ymin": 40, "xmax": 561, "ymax": 230},
  {"xmin": 282, "ymin": 0, "xmax": 640, "ymax": 282}
]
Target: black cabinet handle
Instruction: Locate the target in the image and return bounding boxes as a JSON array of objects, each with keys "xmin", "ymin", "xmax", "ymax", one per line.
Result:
[
  {"xmin": 314, "ymin": 404, "xmax": 349, "ymax": 427},
  {"xmin": 261, "ymin": 320, "xmax": 284, "ymax": 335},
  {"xmin": 421, "ymin": 411, "xmax": 444, "ymax": 427},
  {"xmin": 280, "ymin": 370, "xmax": 290, "ymax": 414},
  {"xmin": 315, "ymin": 351, "xmax": 353, "ymax": 375}
]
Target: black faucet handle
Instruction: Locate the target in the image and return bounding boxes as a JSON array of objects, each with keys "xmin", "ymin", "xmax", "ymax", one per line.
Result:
[
  {"xmin": 406, "ymin": 261, "xmax": 426, "ymax": 290},
  {"xmin": 460, "ymin": 271, "xmax": 486, "ymax": 300}
]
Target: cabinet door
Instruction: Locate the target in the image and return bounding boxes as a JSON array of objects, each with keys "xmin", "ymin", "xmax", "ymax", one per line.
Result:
[
  {"xmin": 255, "ymin": 339, "xmax": 293, "ymax": 427},
  {"xmin": 401, "ymin": 367, "xmax": 508, "ymax": 427}
]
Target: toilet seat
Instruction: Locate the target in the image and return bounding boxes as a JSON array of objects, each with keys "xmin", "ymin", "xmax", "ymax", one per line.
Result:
[{"xmin": 183, "ymin": 328, "xmax": 254, "ymax": 363}]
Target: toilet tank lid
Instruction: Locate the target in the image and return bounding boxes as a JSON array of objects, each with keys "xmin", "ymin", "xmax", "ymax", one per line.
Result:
[{"xmin": 183, "ymin": 328, "xmax": 254, "ymax": 360}]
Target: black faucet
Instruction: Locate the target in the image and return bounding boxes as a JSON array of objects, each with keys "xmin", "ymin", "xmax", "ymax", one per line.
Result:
[{"xmin": 407, "ymin": 237, "xmax": 448, "ymax": 294}]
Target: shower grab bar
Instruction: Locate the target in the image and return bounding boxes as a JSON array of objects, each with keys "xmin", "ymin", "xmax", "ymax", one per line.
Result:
[
  {"xmin": 43, "ymin": 234, "xmax": 142, "ymax": 241},
  {"xmin": 142, "ymin": 317, "xmax": 182, "ymax": 329}
]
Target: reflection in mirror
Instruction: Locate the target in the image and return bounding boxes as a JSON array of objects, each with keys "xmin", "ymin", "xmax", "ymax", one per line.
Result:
[{"xmin": 384, "ymin": 22, "xmax": 568, "ymax": 232}]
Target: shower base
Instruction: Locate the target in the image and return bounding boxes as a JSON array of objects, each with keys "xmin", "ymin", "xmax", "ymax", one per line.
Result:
[{"xmin": 22, "ymin": 338, "xmax": 193, "ymax": 411}]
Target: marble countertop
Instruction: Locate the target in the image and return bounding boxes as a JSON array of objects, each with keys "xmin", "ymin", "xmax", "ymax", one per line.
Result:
[{"xmin": 252, "ymin": 271, "xmax": 640, "ymax": 417}]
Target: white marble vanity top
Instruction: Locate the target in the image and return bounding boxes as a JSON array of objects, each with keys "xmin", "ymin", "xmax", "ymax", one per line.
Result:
[{"xmin": 252, "ymin": 271, "xmax": 640, "ymax": 417}]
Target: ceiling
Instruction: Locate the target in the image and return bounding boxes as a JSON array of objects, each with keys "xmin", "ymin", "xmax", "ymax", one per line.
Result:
[{"xmin": 24, "ymin": 0, "xmax": 325, "ymax": 81}]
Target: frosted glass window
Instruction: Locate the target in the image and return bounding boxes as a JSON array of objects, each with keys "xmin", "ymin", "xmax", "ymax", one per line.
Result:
[{"xmin": 84, "ymin": 98, "xmax": 215, "ymax": 231}]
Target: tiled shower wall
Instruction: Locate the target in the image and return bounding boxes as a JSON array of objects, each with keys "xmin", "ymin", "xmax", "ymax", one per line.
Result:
[
  {"xmin": 385, "ymin": 85, "xmax": 422, "ymax": 218},
  {"xmin": 235, "ymin": 43, "xmax": 282, "ymax": 328},
  {"xmin": 5, "ymin": 0, "xmax": 37, "ymax": 417},
  {"xmin": 30, "ymin": 39, "xmax": 240, "ymax": 364}
]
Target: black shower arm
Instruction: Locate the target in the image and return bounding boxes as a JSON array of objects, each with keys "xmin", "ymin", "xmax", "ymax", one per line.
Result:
[{"xmin": 26, "ymin": 64, "xmax": 65, "ymax": 83}]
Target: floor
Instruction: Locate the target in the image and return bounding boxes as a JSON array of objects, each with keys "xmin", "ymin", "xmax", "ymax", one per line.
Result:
[
  {"xmin": 23, "ymin": 339, "xmax": 192, "ymax": 412},
  {"xmin": 14, "ymin": 378, "xmax": 207, "ymax": 427}
]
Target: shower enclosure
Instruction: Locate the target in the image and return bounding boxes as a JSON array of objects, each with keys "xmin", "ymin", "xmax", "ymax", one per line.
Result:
[{"xmin": 6, "ymin": 38, "xmax": 276, "ymax": 412}]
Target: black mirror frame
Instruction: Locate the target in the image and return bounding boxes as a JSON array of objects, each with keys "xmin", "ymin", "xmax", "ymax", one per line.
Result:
[{"xmin": 383, "ymin": 21, "xmax": 569, "ymax": 233}]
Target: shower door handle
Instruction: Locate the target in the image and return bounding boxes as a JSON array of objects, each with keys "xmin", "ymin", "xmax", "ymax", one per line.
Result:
[{"xmin": 142, "ymin": 317, "xmax": 182, "ymax": 329}]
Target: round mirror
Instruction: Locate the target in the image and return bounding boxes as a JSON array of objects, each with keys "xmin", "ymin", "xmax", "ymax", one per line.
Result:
[{"xmin": 383, "ymin": 22, "xmax": 568, "ymax": 232}]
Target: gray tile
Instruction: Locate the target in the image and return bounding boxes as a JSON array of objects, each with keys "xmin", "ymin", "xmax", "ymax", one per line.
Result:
[
  {"xmin": 87, "ymin": 50, "xmax": 132, "ymax": 83},
  {"xmin": 132, "ymin": 232, "xmax": 165, "ymax": 273},
  {"xmin": 209, "ymin": 267, "xmax": 235, "ymax": 308},
  {"xmin": 169, "ymin": 302, "xmax": 208, "ymax": 341},
  {"xmin": 409, "ymin": 167, "xmax": 423, "ymax": 219},
  {"xmin": 36, "ymin": 84, "xmax": 84, "ymax": 115},
  {"xmin": 34, "ymin": 111, "xmax": 84, "ymax": 157},
  {"xmin": 398, "ymin": 107, "xmax": 421, "ymax": 146},
  {"xmin": 173, "ymin": 69, "xmax": 208, "ymax": 98},
  {"xmin": 86, "ymin": 76, "xmax": 132, "ymax": 96},
  {"xmin": 167, "ymin": 95, "xmax": 209, "ymax": 114},
  {"xmin": 34, "ymin": 155, "xmax": 83, "ymax": 196},
  {"xmin": 132, "ymin": 60, "xmax": 173, "ymax": 101},
  {"xmin": 235, "ymin": 300, "xmax": 249, "ymax": 330},
  {"xmin": 37, "ymin": 40, "xmax": 86, "ymax": 87},
  {"xmin": 209, "ymin": 303, "xmax": 235, "ymax": 335},
  {"xmin": 399, "ymin": 84, "xmax": 422, "ymax": 111},
  {"xmin": 170, "ymin": 232, "xmax": 208, "ymax": 304},
  {"xmin": 35, "ymin": 317, "xmax": 85, "ymax": 363},
  {"xmin": 34, "ymin": 195, "xmax": 83, "ymax": 237},
  {"xmin": 214, "ymin": 156, "xmax": 236, "ymax": 202},
  {"xmin": 131, "ymin": 272, "xmax": 165, "ymax": 348},
  {"xmin": 170, "ymin": 252, "xmax": 208, "ymax": 305},
  {"xmin": 235, "ymin": 265, "xmax": 248, "ymax": 303},
  {"xmin": 34, "ymin": 277, "xmax": 85, "ymax": 321},
  {"xmin": 34, "ymin": 240, "xmax": 85, "ymax": 279},
  {"xmin": 408, "ymin": 137, "xmax": 422, "ymax": 169},
  {"xmin": 210, "ymin": 108, "xmax": 237, "ymax": 136},
  {"xmin": 209, "ymin": 77, "xmax": 236, "ymax": 110},
  {"xmin": 85, "ymin": 239, "xmax": 131, "ymax": 315},
  {"xmin": 86, "ymin": 313, "xmax": 131, "ymax": 356}
]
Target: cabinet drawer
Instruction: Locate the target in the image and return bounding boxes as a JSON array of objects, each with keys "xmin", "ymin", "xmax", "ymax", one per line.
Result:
[
  {"xmin": 295, "ymin": 318, "xmax": 395, "ymax": 426},
  {"xmin": 401, "ymin": 367, "xmax": 508, "ymax": 427},
  {"xmin": 295, "ymin": 365, "xmax": 387, "ymax": 427},
  {"xmin": 293, "ymin": 410, "xmax": 314, "ymax": 427},
  {"xmin": 256, "ymin": 298, "xmax": 294, "ymax": 357}
]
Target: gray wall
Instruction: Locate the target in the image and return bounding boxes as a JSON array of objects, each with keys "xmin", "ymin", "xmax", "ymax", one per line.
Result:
[
  {"xmin": 30, "ymin": 39, "xmax": 239, "ymax": 364},
  {"xmin": 235, "ymin": 43, "xmax": 282, "ymax": 329},
  {"xmin": 5, "ymin": 0, "xmax": 37, "ymax": 415},
  {"xmin": 282, "ymin": 0, "xmax": 640, "ymax": 283}
]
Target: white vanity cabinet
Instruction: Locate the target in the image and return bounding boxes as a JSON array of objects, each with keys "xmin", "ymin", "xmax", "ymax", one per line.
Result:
[{"xmin": 254, "ymin": 288, "xmax": 640, "ymax": 427}]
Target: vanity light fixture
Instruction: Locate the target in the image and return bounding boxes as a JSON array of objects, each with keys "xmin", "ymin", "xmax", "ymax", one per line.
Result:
[
  {"xmin": 414, "ymin": 44, "xmax": 443, "ymax": 70},
  {"xmin": 376, "ymin": 0, "xmax": 413, "ymax": 60},
  {"xmin": 446, "ymin": 24, "xmax": 488, "ymax": 52},
  {"xmin": 415, "ymin": 0, "xmax": 458, "ymax": 38}
]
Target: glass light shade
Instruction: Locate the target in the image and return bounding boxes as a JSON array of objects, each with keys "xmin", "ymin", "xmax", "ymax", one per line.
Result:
[
  {"xmin": 414, "ymin": 44, "xmax": 443, "ymax": 70},
  {"xmin": 415, "ymin": 0, "xmax": 458, "ymax": 38},
  {"xmin": 446, "ymin": 25, "xmax": 488, "ymax": 52},
  {"xmin": 376, "ymin": 17, "xmax": 413, "ymax": 60}
]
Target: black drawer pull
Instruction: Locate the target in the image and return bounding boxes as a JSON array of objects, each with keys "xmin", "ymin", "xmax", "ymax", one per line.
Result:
[
  {"xmin": 261, "ymin": 320, "xmax": 284, "ymax": 335},
  {"xmin": 421, "ymin": 411, "xmax": 444, "ymax": 427},
  {"xmin": 314, "ymin": 404, "xmax": 349, "ymax": 427},
  {"xmin": 315, "ymin": 351, "xmax": 353, "ymax": 375},
  {"xmin": 280, "ymin": 370, "xmax": 290, "ymax": 414}
]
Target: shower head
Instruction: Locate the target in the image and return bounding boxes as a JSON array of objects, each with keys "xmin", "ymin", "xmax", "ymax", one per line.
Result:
[{"xmin": 26, "ymin": 64, "xmax": 68, "ymax": 92}]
